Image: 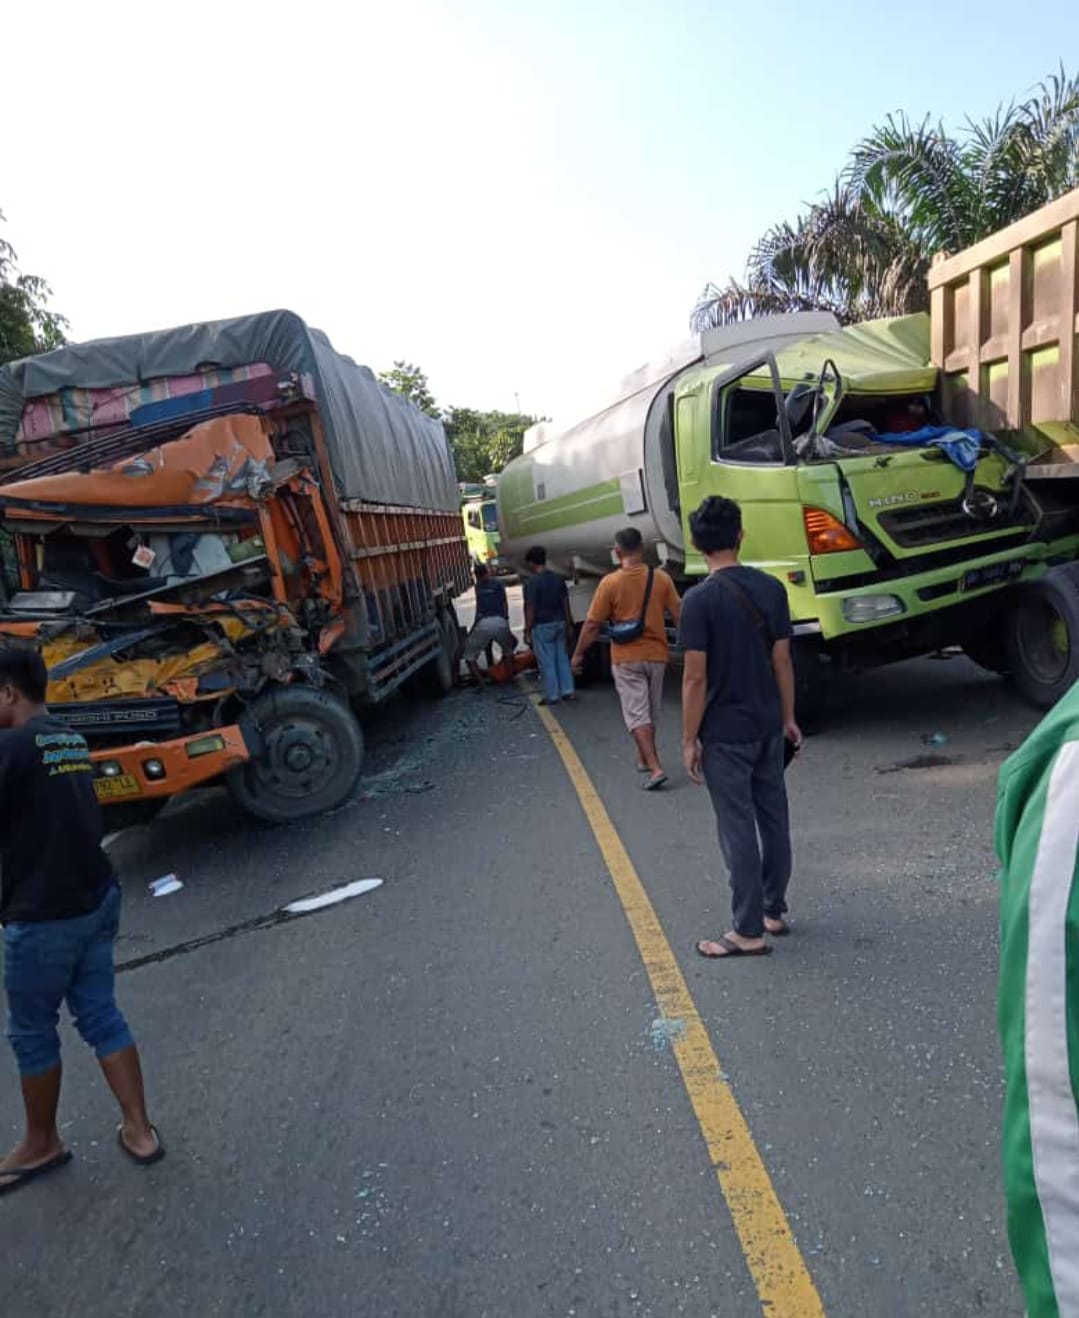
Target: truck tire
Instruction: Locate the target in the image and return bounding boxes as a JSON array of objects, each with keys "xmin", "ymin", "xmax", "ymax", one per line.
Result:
[
  {"xmin": 418, "ymin": 606, "xmax": 460, "ymax": 696},
  {"xmin": 1005, "ymin": 572, "xmax": 1079, "ymax": 709},
  {"xmin": 573, "ymin": 625, "xmax": 611, "ymax": 687},
  {"xmin": 227, "ymin": 686, "xmax": 365, "ymax": 823},
  {"xmin": 792, "ymin": 636, "xmax": 830, "ymax": 727}
]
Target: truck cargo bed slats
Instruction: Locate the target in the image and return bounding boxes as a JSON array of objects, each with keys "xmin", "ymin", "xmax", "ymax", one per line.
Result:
[{"xmin": 342, "ymin": 503, "xmax": 470, "ymax": 648}]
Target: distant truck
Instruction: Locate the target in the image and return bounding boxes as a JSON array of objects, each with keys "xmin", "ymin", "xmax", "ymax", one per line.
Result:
[
  {"xmin": 0, "ymin": 311, "xmax": 470, "ymax": 822},
  {"xmin": 498, "ymin": 187, "xmax": 1079, "ymax": 711},
  {"xmin": 462, "ymin": 495, "xmax": 512, "ymax": 574}
]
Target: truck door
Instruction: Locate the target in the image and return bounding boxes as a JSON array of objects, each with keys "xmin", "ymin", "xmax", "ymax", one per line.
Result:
[{"xmin": 677, "ymin": 355, "xmax": 815, "ymax": 617}]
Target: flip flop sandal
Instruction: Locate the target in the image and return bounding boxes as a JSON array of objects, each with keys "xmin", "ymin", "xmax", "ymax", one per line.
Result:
[
  {"xmin": 695, "ymin": 936, "xmax": 772, "ymax": 959},
  {"xmin": 118, "ymin": 1126, "xmax": 166, "ymax": 1167},
  {"xmin": 635, "ymin": 764, "xmax": 650, "ymax": 774},
  {"xmin": 643, "ymin": 773, "xmax": 668, "ymax": 791},
  {"xmin": 764, "ymin": 920, "xmax": 791, "ymax": 937},
  {"xmin": 0, "ymin": 1149, "xmax": 73, "ymax": 1197}
]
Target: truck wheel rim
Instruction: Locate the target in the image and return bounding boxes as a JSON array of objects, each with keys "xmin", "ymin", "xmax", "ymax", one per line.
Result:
[{"xmin": 252, "ymin": 716, "xmax": 339, "ymax": 800}]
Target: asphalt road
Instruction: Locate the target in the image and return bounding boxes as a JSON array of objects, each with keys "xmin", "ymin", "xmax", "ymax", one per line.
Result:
[{"xmin": 0, "ymin": 614, "xmax": 1033, "ymax": 1317}]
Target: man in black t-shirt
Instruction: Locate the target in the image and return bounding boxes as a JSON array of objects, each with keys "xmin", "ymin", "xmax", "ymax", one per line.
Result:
[
  {"xmin": 523, "ymin": 545, "xmax": 576, "ymax": 705},
  {"xmin": 0, "ymin": 648, "xmax": 163, "ymax": 1197},
  {"xmin": 679, "ymin": 497, "xmax": 802, "ymax": 961}
]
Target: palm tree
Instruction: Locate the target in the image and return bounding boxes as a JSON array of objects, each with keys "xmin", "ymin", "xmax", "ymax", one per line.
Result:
[{"xmin": 691, "ymin": 68, "xmax": 1079, "ymax": 331}]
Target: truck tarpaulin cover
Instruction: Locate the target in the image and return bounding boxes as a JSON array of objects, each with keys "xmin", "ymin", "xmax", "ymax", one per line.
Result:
[{"xmin": 0, "ymin": 310, "xmax": 459, "ymax": 512}]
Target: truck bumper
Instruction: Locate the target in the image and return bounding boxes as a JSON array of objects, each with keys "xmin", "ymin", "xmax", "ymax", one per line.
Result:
[
  {"xmin": 91, "ymin": 724, "xmax": 252, "ymax": 806},
  {"xmin": 813, "ymin": 542, "xmax": 1050, "ymax": 640}
]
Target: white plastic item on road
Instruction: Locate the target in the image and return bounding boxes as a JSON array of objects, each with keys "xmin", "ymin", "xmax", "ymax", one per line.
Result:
[
  {"xmin": 284, "ymin": 878, "xmax": 383, "ymax": 915},
  {"xmin": 148, "ymin": 875, "xmax": 184, "ymax": 897}
]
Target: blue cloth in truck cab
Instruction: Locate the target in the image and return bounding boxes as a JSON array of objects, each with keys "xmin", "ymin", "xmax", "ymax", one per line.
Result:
[{"xmin": 873, "ymin": 425, "xmax": 985, "ymax": 473}]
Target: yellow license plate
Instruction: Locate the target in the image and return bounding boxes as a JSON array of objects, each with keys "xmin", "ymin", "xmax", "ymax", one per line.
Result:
[{"xmin": 94, "ymin": 774, "xmax": 141, "ymax": 801}]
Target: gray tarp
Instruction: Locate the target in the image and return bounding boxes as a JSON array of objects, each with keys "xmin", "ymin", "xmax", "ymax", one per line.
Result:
[{"xmin": 0, "ymin": 310, "xmax": 460, "ymax": 512}]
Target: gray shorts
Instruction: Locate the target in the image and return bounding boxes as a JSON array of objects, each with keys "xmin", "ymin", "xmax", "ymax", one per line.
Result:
[
  {"xmin": 463, "ymin": 616, "xmax": 516, "ymax": 660},
  {"xmin": 612, "ymin": 660, "xmax": 666, "ymax": 732}
]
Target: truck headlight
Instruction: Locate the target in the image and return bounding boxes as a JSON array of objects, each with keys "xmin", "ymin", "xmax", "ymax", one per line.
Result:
[
  {"xmin": 842, "ymin": 595, "xmax": 905, "ymax": 624},
  {"xmin": 142, "ymin": 758, "xmax": 166, "ymax": 781},
  {"xmin": 97, "ymin": 760, "xmax": 123, "ymax": 778}
]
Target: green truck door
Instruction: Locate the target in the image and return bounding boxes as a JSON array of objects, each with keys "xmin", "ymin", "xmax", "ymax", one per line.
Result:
[{"xmin": 675, "ymin": 355, "xmax": 817, "ymax": 620}]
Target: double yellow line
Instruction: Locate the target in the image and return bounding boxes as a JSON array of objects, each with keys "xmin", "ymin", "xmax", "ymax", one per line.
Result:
[{"xmin": 532, "ymin": 699, "xmax": 825, "ymax": 1317}]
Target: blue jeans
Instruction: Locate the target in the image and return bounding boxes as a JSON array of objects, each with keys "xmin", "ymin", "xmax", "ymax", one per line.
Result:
[
  {"xmin": 532, "ymin": 620, "xmax": 575, "ymax": 703},
  {"xmin": 4, "ymin": 885, "xmax": 134, "ymax": 1076}
]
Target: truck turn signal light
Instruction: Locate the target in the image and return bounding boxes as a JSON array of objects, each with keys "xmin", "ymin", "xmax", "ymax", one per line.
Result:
[{"xmin": 803, "ymin": 507, "xmax": 862, "ymax": 555}]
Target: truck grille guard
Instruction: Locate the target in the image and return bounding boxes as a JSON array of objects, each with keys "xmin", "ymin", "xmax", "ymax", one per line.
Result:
[{"xmin": 47, "ymin": 697, "xmax": 183, "ymax": 745}]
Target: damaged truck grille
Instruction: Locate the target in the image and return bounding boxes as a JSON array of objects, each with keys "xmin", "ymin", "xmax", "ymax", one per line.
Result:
[
  {"xmin": 48, "ymin": 697, "xmax": 182, "ymax": 744},
  {"xmin": 877, "ymin": 496, "xmax": 1028, "ymax": 548}
]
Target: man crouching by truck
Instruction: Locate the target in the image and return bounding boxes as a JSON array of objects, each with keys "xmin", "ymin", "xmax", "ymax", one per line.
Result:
[{"xmin": 0, "ymin": 649, "xmax": 163, "ymax": 1196}]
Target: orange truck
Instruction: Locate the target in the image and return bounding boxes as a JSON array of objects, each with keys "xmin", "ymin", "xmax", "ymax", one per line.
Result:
[{"xmin": 0, "ymin": 311, "xmax": 470, "ymax": 822}]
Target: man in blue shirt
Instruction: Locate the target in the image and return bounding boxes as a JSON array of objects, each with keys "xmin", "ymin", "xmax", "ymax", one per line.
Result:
[{"xmin": 523, "ymin": 545, "xmax": 576, "ymax": 706}]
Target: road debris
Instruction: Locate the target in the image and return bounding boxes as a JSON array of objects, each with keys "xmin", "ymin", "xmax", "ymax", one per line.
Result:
[
  {"xmin": 284, "ymin": 878, "xmax": 383, "ymax": 914},
  {"xmin": 148, "ymin": 874, "xmax": 183, "ymax": 897},
  {"xmin": 877, "ymin": 754, "xmax": 955, "ymax": 774},
  {"xmin": 650, "ymin": 1017, "xmax": 687, "ymax": 1050}
]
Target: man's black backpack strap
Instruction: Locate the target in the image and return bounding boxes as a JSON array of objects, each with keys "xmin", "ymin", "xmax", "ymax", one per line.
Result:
[{"xmin": 712, "ymin": 570, "xmax": 774, "ymax": 648}]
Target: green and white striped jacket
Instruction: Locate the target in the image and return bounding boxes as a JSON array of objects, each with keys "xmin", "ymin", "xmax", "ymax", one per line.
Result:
[{"xmin": 997, "ymin": 683, "xmax": 1079, "ymax": 1318}]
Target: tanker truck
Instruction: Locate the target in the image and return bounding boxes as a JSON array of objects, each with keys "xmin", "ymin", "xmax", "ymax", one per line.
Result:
[{"xmin": 497, "ymin": 187, "xmax": 1079, "ymax": 710}]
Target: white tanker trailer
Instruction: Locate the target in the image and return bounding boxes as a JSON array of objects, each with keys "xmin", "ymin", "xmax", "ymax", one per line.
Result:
[{"xmin": 496, "ymin": 313, "xmax": 838, "ymax": 609}]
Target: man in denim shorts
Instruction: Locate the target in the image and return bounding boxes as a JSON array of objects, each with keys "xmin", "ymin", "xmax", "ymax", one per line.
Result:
[{"xmin": 0, "ymin": 648, "xmax": 163, "ymax": 1195}]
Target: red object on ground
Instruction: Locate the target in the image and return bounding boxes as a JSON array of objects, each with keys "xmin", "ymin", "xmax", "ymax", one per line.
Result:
[{"xmin": 489, "ymin": 649, "xmax": 537, "ymax": 684}]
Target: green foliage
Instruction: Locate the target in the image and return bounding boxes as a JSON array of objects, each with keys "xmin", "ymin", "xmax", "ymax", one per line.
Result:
[
  {"xmin": 377, "ymin": 360, "xmax": 439, "ymax": 416},
  {"xmin": 693, "ymin": 66, "xmax": 1079, "ymax": 329},
  {"xmin": 378, "ymin": 360, "xmax": 542, "ymax": 483},
  {"xmin": 442, "ymin": 407, "xmax": 540, "ymax": 484},
  {"xmin": 0, "ymin": 211, "xmax": 68, "ymax": 365}
]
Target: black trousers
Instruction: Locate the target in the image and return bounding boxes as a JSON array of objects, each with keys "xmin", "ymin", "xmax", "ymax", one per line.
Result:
[{"xmin": 702, "ymin": 734, "xmax": 793, "ymax": 938}]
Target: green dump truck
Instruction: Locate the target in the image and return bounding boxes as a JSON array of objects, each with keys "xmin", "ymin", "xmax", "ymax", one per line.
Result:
[{"xmin": 497, "ymin": 188, "xmax": 1079, "ymax": 711}]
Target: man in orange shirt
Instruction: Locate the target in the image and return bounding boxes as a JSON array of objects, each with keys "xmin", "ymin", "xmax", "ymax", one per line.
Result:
[{"xmin": 571, "ymin": 527, "xmax": 681, "ymax": 790}]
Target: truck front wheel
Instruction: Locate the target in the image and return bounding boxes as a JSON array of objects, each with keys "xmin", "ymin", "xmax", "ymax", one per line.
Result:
[
  {"xmin": 1006, "ymin": 573, "xmax": 1079, "ymax": 709},
  {"xmin": 228, "ymin": 686, "xmax": 365, "ymax": 823}
]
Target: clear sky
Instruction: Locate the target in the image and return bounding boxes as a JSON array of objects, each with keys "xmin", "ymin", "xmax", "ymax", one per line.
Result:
[{"xmin": 3, "ymin": 0, "xmax": 1078, "ymax": 425}]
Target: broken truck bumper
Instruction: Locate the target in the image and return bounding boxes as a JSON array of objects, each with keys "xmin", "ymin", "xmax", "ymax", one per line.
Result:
[{"xmin": 91, "ymin": 724, "xmax": 252, "ymax": 805}]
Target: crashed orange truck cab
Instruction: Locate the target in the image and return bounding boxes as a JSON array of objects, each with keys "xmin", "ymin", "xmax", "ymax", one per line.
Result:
[{"xmin": 0, "ymin": 311, "xmax": 470, "ymax": 823}]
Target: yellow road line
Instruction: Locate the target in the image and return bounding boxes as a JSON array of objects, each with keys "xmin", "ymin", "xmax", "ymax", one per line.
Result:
[{"xmin": 532, "ymin": 699, "xmax": 826, "ymax": 1317}]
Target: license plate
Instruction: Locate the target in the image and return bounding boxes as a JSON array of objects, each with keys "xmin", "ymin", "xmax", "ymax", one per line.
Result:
[
  {"xmin": 94, "ymin": 774, "xmax": 141, "ymax": 801},
  {"xmin": 961, "ymin": 560, "xmax": 1024, "ymax": 591}
]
